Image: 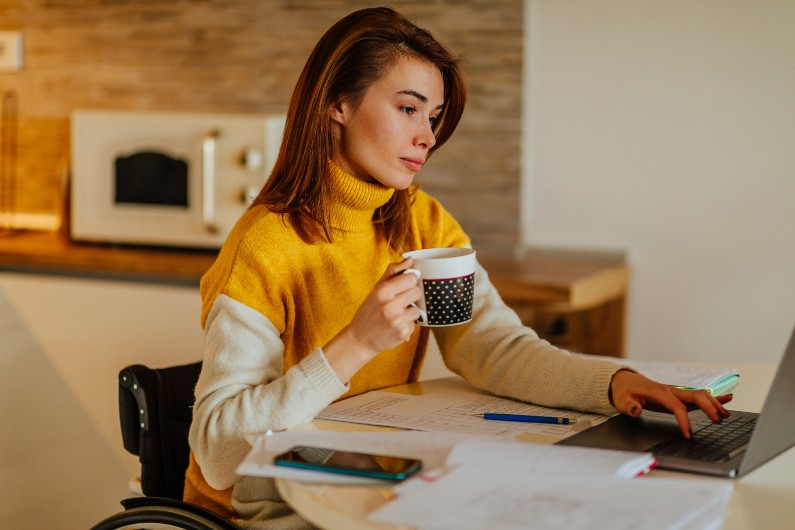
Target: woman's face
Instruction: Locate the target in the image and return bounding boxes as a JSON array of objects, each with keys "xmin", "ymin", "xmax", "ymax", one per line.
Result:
[{"xmin": 329, "ymin": 56, "xmax": 445, "ymax": 190}]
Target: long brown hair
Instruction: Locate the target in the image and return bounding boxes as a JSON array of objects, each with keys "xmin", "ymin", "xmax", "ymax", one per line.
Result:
[{"xmin": 251, "ymin": 7, "xmax": 466, "ymax": 252}]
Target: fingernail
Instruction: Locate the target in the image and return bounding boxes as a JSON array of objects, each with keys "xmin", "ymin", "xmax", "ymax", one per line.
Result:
[{"xmin": 629, "ymin": 406, "xmax": 639, "ymax": 416}]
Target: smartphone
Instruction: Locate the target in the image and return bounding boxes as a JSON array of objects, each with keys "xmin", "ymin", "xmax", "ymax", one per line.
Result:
[{"xmin": 273, "ymin": 445, "xmax": 422, "ymax": 482}]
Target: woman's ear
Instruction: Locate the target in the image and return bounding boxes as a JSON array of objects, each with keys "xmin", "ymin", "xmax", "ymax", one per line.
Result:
[{"xmin": 328, "ymin": 98, "xmax": 349, "ymax": 125}]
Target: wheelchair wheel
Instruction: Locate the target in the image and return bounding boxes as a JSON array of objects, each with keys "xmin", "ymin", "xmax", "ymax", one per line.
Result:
[{"xmin": 90, "ymin": 497, "xmax": 237, "ymax": 530}]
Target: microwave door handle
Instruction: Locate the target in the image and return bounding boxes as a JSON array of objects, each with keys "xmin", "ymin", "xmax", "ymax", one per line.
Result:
[{"xmin": 201, "ymin": 129, "xmax": 221, "ymax": 234}]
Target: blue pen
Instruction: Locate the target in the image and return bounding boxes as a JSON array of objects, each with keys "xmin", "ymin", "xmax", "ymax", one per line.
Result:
[{"xmin": 475, "ymin": 413, "xmax": 576, "ymax": 425}]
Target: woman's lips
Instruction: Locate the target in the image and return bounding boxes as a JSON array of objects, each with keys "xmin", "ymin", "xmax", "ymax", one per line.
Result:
[{"xmin": 401, "ymin": 158, "xmax": 424, "ymax": 172}]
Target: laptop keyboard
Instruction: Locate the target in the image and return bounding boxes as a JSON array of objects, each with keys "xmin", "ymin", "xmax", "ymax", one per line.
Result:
[{"xmin": 650, "ymin": 415, "xmax": 756, "ymax": 463}]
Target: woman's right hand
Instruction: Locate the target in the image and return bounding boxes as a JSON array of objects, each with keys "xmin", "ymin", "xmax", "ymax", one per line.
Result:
[{"xmin": 322, "ymin": 258, "xmax": 423, "ymax": 383}]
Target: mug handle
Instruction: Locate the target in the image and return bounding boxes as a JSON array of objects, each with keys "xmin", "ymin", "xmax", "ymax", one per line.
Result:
[{"xmin": 402, "ymin": 268, "xmax": 426, "ymax": 323}]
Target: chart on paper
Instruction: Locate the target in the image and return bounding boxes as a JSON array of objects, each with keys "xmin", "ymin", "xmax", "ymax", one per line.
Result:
[{"xmin": 317, "ymin": 378, "xmax": 609, "ymax": 438}]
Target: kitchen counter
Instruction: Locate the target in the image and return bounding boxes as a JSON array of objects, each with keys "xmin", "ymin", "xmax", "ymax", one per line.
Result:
[
  {"xmin": 0, "ymin": 230, "xmax": 216, "ymax": 285},
  {"xmin": 0, "ymin": 230, "xmax": 629, "ymax": 356}
]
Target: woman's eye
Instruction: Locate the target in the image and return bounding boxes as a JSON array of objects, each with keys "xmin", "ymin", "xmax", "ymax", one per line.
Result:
[
  {"xmin": 429, "ymin": 116, "xmax": 438, "ymax": 127},
  {"xmin": 400, "ymin": 106, "xmax": 416, "ymax": 116}
]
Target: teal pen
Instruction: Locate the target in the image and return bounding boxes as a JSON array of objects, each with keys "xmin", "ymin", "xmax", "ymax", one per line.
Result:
[{"xmin": 475, "ymin": 413, "xmax": 576, "ymax": 425}]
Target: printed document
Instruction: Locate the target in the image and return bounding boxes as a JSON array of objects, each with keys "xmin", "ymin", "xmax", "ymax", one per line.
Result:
[
  {"xmin": 371, "ymin": 466, "xmax": 733, "ymax": 530},
  {"xmin": 316, "ymin": 377, "xmax": 608, "ymax": 438}
]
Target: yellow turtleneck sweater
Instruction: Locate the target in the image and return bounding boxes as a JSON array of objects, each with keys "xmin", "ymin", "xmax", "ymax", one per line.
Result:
[{"xmin": 185, "ymin": 163, "xmax": 623, "ymax": 528}]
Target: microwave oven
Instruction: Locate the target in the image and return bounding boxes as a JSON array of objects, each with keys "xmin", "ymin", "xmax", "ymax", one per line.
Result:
[{"xmin": 70, "ymin": 109, "xmax": 285, "ymax": 249}]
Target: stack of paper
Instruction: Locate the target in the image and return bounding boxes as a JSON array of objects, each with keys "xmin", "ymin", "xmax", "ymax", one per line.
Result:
[
  {"xmin": 239, "ymin": 430, "xmax": 476, "ymax": 484},
  {"xmin": 577, "ymin": 354, "xmax": 740, "ymax": 396},
  {"xmin": 238, "ymin": 431, "xmax": 733, "ymax": 529},
  {"xmin": 237, "ymin": 432, "xmax": 656, "ymax": 483}
]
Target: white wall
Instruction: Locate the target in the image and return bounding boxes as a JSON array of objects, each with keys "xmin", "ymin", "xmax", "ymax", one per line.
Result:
[
  {"xmin": 0, "ymin": 273, "xmax": 204, "ymax": 477},
  {"xmin": 522, "ymin": 1, "xmax": 795, "ymax": 363}
]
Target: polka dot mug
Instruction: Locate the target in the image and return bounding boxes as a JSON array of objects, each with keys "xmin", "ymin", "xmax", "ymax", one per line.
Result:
[{"xmin": 402, "ymin": 247, "xmax": 476, "ymax": 327}]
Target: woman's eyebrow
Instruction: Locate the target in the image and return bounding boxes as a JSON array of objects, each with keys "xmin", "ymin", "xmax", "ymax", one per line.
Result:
[
  {"xmin": 398, "ymin": 89, "xmax": 427, "ymax": 102},
  {"xmin": 397, "ymin": 89, "xmax": 445, "ymax": 110}
]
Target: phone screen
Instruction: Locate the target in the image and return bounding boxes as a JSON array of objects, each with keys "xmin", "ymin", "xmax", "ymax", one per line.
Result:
[{"xmin": 273, "ymin": 445, "xmax": 422, "ymax": 481}]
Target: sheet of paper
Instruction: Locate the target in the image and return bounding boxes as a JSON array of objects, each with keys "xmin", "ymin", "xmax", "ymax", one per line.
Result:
[
  {"xmin": 370, "ymin": 466, "xmax": 734, "ymax": 530},
  {"xmin": 236, "ymin": 430, "xmax": 483, "ymax": 483},
  {"xmin": 317, "ymin": 378, "xmax": 608, "ymax": 438},
  {"xmin": 444, "ymin": 438, "xmax": 656, "ymax": 478}
]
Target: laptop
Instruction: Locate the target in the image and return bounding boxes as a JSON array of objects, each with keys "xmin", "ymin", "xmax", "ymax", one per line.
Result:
[{"xmin": 558, "ymin": 323, "xmax": 795, "ymax": 478}]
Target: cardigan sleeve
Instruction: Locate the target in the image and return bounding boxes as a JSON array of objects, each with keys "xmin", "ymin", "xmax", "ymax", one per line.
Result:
[
  {"xmin": 188, "ymin": 295, "xmax": 348, "ymax": 490},
  {"xmin": 433, "ymin": 261, "xmax": 623, "ymax": 416}
]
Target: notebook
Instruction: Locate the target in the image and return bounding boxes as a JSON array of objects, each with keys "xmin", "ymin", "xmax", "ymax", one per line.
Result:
[{"xmin": 558, "ymin": 323, "xmax": 795, "ymax": 478}]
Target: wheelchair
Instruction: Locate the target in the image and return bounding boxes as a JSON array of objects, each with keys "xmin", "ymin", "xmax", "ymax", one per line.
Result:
[{"xmin": 90, "ymin": 361, "xmax": 238, "ymax": 530}]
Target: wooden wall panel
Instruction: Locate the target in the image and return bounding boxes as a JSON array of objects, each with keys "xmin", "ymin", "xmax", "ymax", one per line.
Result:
[{"xmin": 0, "ymin": 0, "xmax": 522, "ymax": 253}]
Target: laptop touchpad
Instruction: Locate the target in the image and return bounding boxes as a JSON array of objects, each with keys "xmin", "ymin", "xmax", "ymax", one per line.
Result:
[{"xmin": 557, "ymin": 411, "xmax": 681, "ymax": 452}]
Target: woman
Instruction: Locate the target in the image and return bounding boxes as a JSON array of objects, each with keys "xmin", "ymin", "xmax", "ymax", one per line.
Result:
[{"xmin": 186, "ymin": 7, "xmax": 731, "ymax": 528}]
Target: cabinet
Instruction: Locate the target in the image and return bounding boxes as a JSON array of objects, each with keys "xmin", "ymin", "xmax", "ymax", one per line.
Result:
[{"xmin": 480, "ymin": 248, "xmax": 628, "ymax": 358}]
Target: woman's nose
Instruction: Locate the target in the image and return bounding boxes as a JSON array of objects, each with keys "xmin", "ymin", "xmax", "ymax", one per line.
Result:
[{"xmin": 416, "ymin": 121, "xmax": 437, "ymax": 150}]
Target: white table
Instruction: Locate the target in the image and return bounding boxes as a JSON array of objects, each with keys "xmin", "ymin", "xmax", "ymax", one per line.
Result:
[{"xmin": 277, "ymin": 362, "xmax": 795, "ymax": 529}]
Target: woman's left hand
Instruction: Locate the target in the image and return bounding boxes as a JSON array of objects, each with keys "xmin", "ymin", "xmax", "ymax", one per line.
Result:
[{"xmin": 609, "ymin": 369, "xmax": 733, "ymax": 439}]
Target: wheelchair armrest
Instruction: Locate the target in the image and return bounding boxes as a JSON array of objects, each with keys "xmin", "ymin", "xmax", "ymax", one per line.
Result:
[{"xmin": 118, "ymin": 365, "xmax": 148, "ymax": 456}]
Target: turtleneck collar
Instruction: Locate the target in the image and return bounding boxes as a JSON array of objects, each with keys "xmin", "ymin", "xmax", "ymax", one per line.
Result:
[{"xmin": 327, "ymin": 160, "xmax": 396, "ymax": 234}]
